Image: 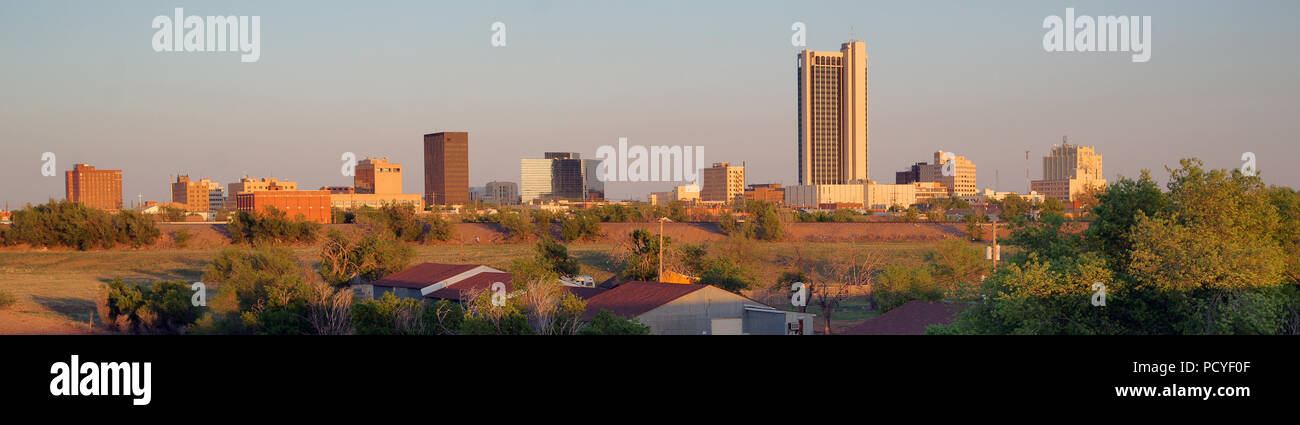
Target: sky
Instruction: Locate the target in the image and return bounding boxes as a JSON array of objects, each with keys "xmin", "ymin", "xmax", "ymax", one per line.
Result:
[{"xmin": 1, "ymin": 0, "xmax": 1297, "ymax": 206}]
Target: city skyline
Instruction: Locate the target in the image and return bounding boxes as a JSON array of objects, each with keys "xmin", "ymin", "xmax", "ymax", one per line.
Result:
[{"xmin": 2, "ymin": 0, "xmax": 1299, "ymax": 208}]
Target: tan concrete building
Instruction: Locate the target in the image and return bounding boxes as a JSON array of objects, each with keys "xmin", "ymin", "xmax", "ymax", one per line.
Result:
[
  {"xmin": 797, "ymin": 40, "xmax": 868, "ymax": 186},
  {"xmin": 65, "ymin": 163, "xmax": 122, "ymax": 210},
  {"xmin": 330, "ymin": 156, "xmax": 426, "ymax": 210},
  {"xmin": 918, "ymin": 150, "xmax": 977, "ymax": 197},
  {"xmin": 1030, "ymin": 137, "xmax": 1107, "ymax": 203},
  {"xmin": 355, "ymin": 157, "xmax": 403, "ymax": 195},
  {"xmin": 424, "ymin": 132, "xmax": 470, "ymax": 206},
  {"xmin": 912, "ymin": 181, "xmax": 950, "ymax": 204},
  {"xmin": 171, "ymin": 175, "xmax": 222, "ymax": 212},
  {"xmin": 784, "ymin": 184, "xmax": 865, "ymax": 208},
  {"xmin": 328, "ymin": 193, "xmax": 424, "ymax": 210},
  {"xmin": 226, "ymin": 176, "xmax": 296, "ymax": 209},
  {"xmin": 648, "ymin": 184, "xmax": 701, "ymax": 206},
  {"xmin": 865, "ymin": 182, "xmax": 917, "ymax": 210},
  {"xmin": 958, "ymin": 189, "xmax": 1046, "ymax": 207},
  {"xmin": 701, "ymin": 162, "xmax": 745, "ymax": 203}
]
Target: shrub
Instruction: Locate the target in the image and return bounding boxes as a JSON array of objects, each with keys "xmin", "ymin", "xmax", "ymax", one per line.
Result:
[
  {"xmin": 0, "ymin": 290, "xmax": 16, "ymax": 309},
  {"xmin": 226, "ymin": 207, "xmax": 320, "ymax": 246},
  {"xmin": 8, "ymin": 200, "xmax": 159, "ymax": 250},
  {"xmin": 202, "ymin": 247, "xmax": 316, "ymax": 335},
  {"xmin": 498, "ymin": 210, "xmax": 535, "ymax": 240},
  {"xmin": 875, "ymin": 264, "xmax": 944, "ymax": 313},
  {"xmin": 421, "ymin": 214, "xmax": 456, "ymax": 242},
  {"xmin": 172, "ymin": 229, "xmax": 193, "ymax": 248},
  {"xmin": 581, "ymin": 310, "xmax": 652, "ymax": 335},
  {"xmin": 99, "ymin": 278, "xmax": 203, "ymax": 334},
  {"xmin": 559, "ymin": 210, "xmax": 602, "ymax": 242},
  {"xmin": 352, "ymin": 292, "xmax": 440, "ymax": 335}
]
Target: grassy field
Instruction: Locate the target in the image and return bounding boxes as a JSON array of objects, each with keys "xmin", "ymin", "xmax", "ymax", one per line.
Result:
[{"xmin": 0, "ymin": 239, "xmax": 952, "ymax": 334}]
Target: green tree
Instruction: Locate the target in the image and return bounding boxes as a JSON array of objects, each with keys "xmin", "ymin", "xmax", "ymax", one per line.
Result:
[
  {"xmin": 746, "ymin": 201, "xmax": 785, "ymax": 241},
  {"xmin": 964, "ymin": 213, "xmax": 988, "ymax": 241},
  {"xmin": 535, "ymin": 237, "xmax": 580, "ymax": 277},
  {"xmin": 698, "ymin": 256, "xmax": 755, "ymax": 292},
  {"xmin": 317, "ymin": 229, "xmax": 414, "ymax": 287},
  {"xmin": 998, "ymin": 194, "xmax": 1030, "ymax": 227},
  {"xmin": 1084, "ymin": 170, "xmax": 1170, "ymax": 264},
  {"xmin": 620, "ymin": 229, "xmax": 667, "ymax": 281}
]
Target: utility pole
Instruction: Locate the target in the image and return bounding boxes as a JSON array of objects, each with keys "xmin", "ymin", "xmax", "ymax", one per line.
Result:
[
  {"xmin": 984, "ymin": 202, "xmax": 1000, "ymax": 271},
  {"xmin": 991, "ymin": 215, "xmax": 999, "ymax": 271},
  {"xmin": 657, "ymin": 216, "xmax": 673, "ymax": 282}
]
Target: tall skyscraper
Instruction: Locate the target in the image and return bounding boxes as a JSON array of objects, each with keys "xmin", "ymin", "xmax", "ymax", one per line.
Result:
[
  {"xmin": 1031, "ymin": 137, "xmax": 1107, "ymax": 203},
  {"xmin": 797, "ymin": 40, "xmax": 868, "ymax": 185},
  {"xmin": 65, "ymin": 163, "xmax": 122, "ymax": 210},
  {"xmin": 423, "ymin": 132, "xmax": 470, "ymax": 206},
  {"xmin": 519, "ymin": 152, "xmax": 604, "ymax": 203}
]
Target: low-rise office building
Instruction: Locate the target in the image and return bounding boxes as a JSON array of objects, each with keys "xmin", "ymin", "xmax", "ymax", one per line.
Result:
[
  {"xmin": 784, "ymin": 184, "xmax": 865, "ymax": 208},
  {"xmin": 235, "ymin": 190, "xmax": 332, "ymax": 223}
]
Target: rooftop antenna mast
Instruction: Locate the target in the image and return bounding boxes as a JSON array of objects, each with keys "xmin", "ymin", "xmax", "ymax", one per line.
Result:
[{"xmin": 1025, "ymin": 150, "xmax": 1031, "ymax": 192}]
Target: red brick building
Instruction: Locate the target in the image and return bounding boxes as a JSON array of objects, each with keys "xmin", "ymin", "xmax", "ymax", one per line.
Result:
[
  {"xmin": 65, "ymin": 163, "xmax": 122, "ymax": 210},
  {"xmin": 235, "ymin": 190, "xmax": 332, "ymax": 224},
  {"xmin": 743, "ymin": 183, "xmax": 785, "ymax": 204}
]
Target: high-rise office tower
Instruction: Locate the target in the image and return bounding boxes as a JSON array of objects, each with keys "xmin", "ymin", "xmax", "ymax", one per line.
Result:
[
  {"xmin": 1030, "ymin": 137, "xmax": 1106, "ymax": 203},
  {"xmin": 65, "ymin": 163, "xmax": 123, "ymax": 210},
  {"xmin": 918, "ymin": 150, "xmax": 978, "ymax": 197},
  {"xmin": 519, "ymin": 152, "xmax": 604, "ymax": 203},
  {"xmin": 423, "ymin": 132, "xmax": 470, "ymax": 206},
  {"xmin": 797, "ymin": 40, "xmax": 868, "ymax": 185}
]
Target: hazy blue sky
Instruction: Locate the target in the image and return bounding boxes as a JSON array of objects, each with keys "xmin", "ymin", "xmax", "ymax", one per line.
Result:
[{"xmin": 2, "ymin": 0, "xmax": 1297, "ymax": 206}]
